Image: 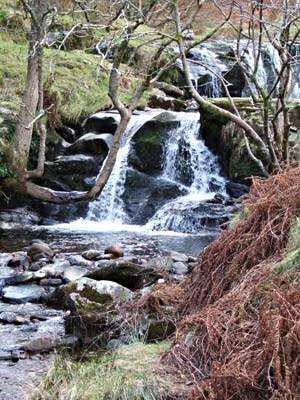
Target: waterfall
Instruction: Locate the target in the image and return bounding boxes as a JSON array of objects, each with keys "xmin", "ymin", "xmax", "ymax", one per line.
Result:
[
  {"xmin": 185, "ymin": 40, "xmax": 300, "ymax": 99},
  {"xmin": 87, "ymin": 110, "xmax": 162, "ymax": 223},
  {"xmin": 86, "ymin": 110, "xmax": 227, "ymax": 234},
  {"xmin": 146, "ymin": 112, "xmax": 227, "ymax": 233}
]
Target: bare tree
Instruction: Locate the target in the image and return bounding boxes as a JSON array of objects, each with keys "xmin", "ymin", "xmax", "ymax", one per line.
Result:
[
  {"xmin": 177, "ymin": 0, "xmax": 300, "ymax": 175},
  {"xmin": 11, "ymin": 0, "xmax": 227, "ymax": 203}
]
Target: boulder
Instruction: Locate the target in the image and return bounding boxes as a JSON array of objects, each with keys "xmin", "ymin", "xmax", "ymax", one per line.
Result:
[
  {"xmin": 56, "ymin": 126, "xmax": 76, "ymax": 143},
  {"xmin": 162, "ymin": 250, "xmax": 189, "ymax": 263},
  {"xmin": 104, "ymin": 244, "xmax": 124, "ymax": 259},
  {"xmin": 0, "ymin": 207, "xmax": 40, "ymax": 228},
  {"xmin": 143, "ymin": 256, "xmax": 174, "ymax": 272},
  {"xmin": 45, "ymin": 154, "xmax": 99, "ymax": 176},
  {"xmin": 45, "ymin": 277, "xmax": 133, "ymax": 308},
  {"xmin": 82, "ymin": 249, "xmax": 103, "ymax": 260},
  {"xmin": 226, "ymin": 182, "xmax": 250, "ymax": 198},
  {"xmin": 82, "ymin": 112, "xmax": 120, "ymax": 134},
  {"xmin": 67, "ymin": 133, "xmax": 114, "ymax": 155},
  {"xmin": 27, "ymin": 240, "xmax": 53, "ymax": 262},
  {"xmin": 2, "ymin": 284, "xmax": 46, "ymax": 303},
  {"xmin": 122, "ymin": 169, "xmax": 187, "ymax": 224},
  {"xmin": 63, "ymin": 266, "xmax": 89, "ymax": 283},
  {"xmin": 86, "ymin": 260, "xmax": 162, "ymax": 290},
  {"xmin": 148, "ymin": 94, "xmax": 185, "ymax": 111}
]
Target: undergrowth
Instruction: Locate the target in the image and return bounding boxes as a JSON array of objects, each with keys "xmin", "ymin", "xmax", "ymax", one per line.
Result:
[{"xmin": 30, "ymin": 341, "xmax": 184, "ymax": 400}]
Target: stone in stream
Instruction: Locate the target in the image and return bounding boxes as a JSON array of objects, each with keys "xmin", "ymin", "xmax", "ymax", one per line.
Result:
[
  {"xmin": 63, "ymin": 266, "xmax": 89, "ymax": 283},
  {"xmin": 86, "ymin": 259, "xmax": 162, "ymax": 290},
  {"xmin": 172, "ymin": 262, "xmax": 188, "ymax": 275},
  {"xmin": 27, "ymin": 240, "xmax": 53, "ymax": 262},
  {"xmin": 63, "ymin": 278, "xmax": 133, "ymax": 342},
  {"xmin": 162, "ymin": 250, "xmax": 189, "ymax": 263},
  {"xmin": 2, "ymin": 284, "xmax": 46, "ymax": 303},
  {"xmin": 143, "ymin": 256, "xmax": 174, "ymax": 272},
  {"xmin": 0, "ymin": 312, "xmax": 28, "ymax": 325},
  {"xmin": 7, "ymin": 252, "xmax": 30, "ymax": 269},
  {"xmin": 104, "ymin": 244, "xmax": 124, "ymax": 259},
  {"xmin": 67, "ymin": 254, "xmax": 92, "ymax": 267},
  {"xmin": 82, "ymin": 249, "xmax": 102, "ymax": 260}
]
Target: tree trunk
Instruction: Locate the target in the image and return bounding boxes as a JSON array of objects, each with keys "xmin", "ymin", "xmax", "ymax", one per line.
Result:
[{"xmin": 13, "ymin": 0, "xmax": 48, "ymax": 180}]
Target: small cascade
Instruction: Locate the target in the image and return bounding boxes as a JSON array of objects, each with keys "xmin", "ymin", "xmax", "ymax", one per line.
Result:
[
  {"xmin": 186, "ymin": 45, "xmax": 225, "ymax": 97},
  {"xmin": 146, "ymin": 113, "xmax": 227, "ymax": 233},
  {"xmin": 86, "ymin": 110, "xmax": 227, "ymax": 234},
  {"xmin": 87, "ymin": 110, "xmax": 161, "ymax": 223},
  {"xmin": 185, "ymin": 40, "xmax": 300, "ymax": 99}
]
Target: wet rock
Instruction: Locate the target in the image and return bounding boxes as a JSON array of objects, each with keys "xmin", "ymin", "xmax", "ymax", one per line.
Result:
[
  {"xmin": 27, "ymin": 240, "xmax": 53, "ymax": 262},
  {"xmin": 172, "ymin": 262, "xmax": 188, "ymax": 275},
  {"xmin": 56, "ymin": 126, "xmax": 76, "ymax": 143},
  {"xmin": 104, "ymin": 244, "xmax": 124, "ymax": 259},
  {"xmin": 67, "ymin": 133, "xmax": 114, "ymax": 155},
  {"xmin": 0, "ymin": 312, "xmax": 28, "ymax": 325},
  {"xmin": 0, "ymin": 272, "xmax": 35, "ymax": 286},
  {"xmin": 82, "ymin": 112, "xmax": 120, "ymax": 134},
  {"xmin": 2, "ymin": 285, "xmax": 46, "ymax": 304},
  {"xmin": 63, "ymin": 266, "xmax": 89, "ymax": 283},
  {"xmin": 143, "ymin": 256, "xmax": 174, "ymax": 272},
  {"xmin": 163, "ymin": 250, "xmax": 189, "ymax": 263},
  {"xmin": 7, "ymin": 252, "xmax": 29, "ymax": 269},
  {"xmin": 86, "ymin": 260, "xmax": 162, "ymax": 289},
  {"xmin": 68, "ymin": 254, "xmax": 92, "ymax": 267},
  {"xmin": 34, "ymin": 261, "xmax": 70, "ymax": 279},
  {"xmin": 39, "ymin": 278, "xmax": 63, "ymax": 286},
  {"xmin": 226, "ymin": 182, "xmax": 250, "ymax": 198},
  {"xmin": 148, "ymin": 94, "xmax": 185, "ymax": 111},
  {"xmin": 28, "ymin": 260, "xmax": 48, "ymax": 271},
  {"xmin": 45, "ymin": 154, "xmax": 99, "ymax": 176},
  {"xmin": 0, "ymin": 207, "xmax": 41, "ymax": 228},
  {"xmin": 82, "ymin": 249, "xmax": 102, "ymax": 260},
  {"xmin": 20, "ymin": 335, "xmax": 78, "ymax": 353}
]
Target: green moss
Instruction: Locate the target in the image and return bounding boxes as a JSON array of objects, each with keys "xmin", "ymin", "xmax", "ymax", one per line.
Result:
[{"xmin": 79, "ymin": 285, "xmax": 112, "ymax": 304}]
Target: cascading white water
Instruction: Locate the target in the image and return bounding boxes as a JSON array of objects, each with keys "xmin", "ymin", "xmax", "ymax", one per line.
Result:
[
  {"xmin": 87, "ymin": 110, "xmax": 162, "ymax": 223},
  {"xmin": 86, "ymin": 110, "xmax": 227, "ymax": 233},
  {"xmin": 146, "ymin": 112, "xmax": 227, "ymax": 232}
]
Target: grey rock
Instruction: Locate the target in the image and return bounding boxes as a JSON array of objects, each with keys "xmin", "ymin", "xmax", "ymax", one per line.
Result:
[
  {"xmin": 27, "ymin": 241, "xmax": 53, "ymax": 262},
  {"xmin": 63, "ymin": 266, "xmax": 89, "ymax": 283},
  {"xmin": 163, "ymin": 250, "xmax": 189, "ymax": 263},
  {"xmin": 104, "ymin": 244, "xmax": 124, "ymax": 259},
  {"xmin": 7, "ymin": 252, "xmax": 30, "ymax": 269},
  {"xmin": 82, "ymin": 112, "xmax": 120, "ymax": 134},
  {"xmin": 143, "ymin": 256, "xmax": 174, "ymax": 272},
  {"xmin": 68, "ymin": 255, "xmax": 92, "ymax": 267},
  {"xmin": 82, "ymin": 249, "xmax": 102, "ymax": 260},
  {"xmin": 87, "ymin": 259, "xmax": 162, "ymax": 289},
  {"xmin": 2, "ymin": 285, "xmax": 46, "ymax": 303},
  {"xmin": 75, "ymin": 278, "xmax": 133, "ymax": 302},
  {"xmin": 67, "ymin": 133, "xmax": 114, "ymax": 155},
  {"xmin": 172, "ymin": 261, "xmax": 188, "ymax": 275},
  {"xmin": 39, "ymin": 278, "xmax": 63, "ymax": 286}
]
